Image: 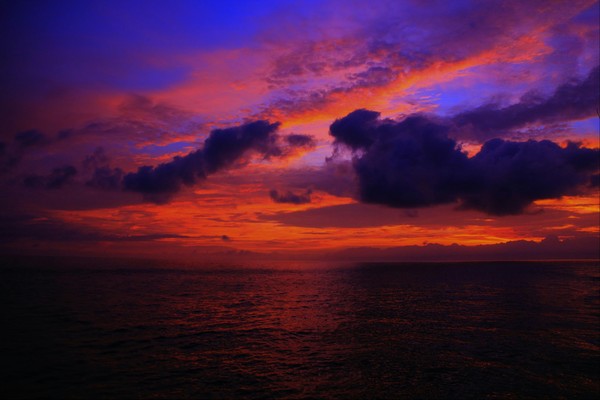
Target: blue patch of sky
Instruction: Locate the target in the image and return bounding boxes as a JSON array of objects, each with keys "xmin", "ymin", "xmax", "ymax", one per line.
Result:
[
  {"xmin": 418, "ymin": 63, "xmax": 559, "ymax": 116},
  {"xmin": 137, "ymin": 141, "xmax": 197, "ymax": 156},
  {"xmin": 569, "ymin": 117, "xmax": 600, "ymax": 136},
  {"xmin": 417, "ymin": 81, "xmax": 505, "ymax": 116},
  {"xmin": 1, "ymin": 0, "xmax": 288, "ymax": 93}
]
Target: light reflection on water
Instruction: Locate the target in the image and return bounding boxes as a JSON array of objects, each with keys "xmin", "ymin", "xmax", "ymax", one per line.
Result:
[{"xmin": 2, "ymin": 260, "xmax": 599, "ymax": 398}]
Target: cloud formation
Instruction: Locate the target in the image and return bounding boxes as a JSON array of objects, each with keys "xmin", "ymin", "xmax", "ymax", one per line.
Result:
[
  {"xmin": 123, "ymin": 120, "xmax": 311, "ymax": 203},
  {"xmin": 14, "ymin": 130, "xmax": 47, "ymax": 148},
  {"xmin": 269, "ymin": 188, "xmax": 312, "ymax": 204},
  {"xmin": 23, "ymin": 165, "xmax": 78, "ymax": 189},
  {"xmin": 329, "ymin": 235, "xmax": 600, "ymax": 262},
  {"xmin": 284, "ymin": 134, "xmax": 316, "ymax": 149},
  {"xmin": 452, "ymin": 66, "xmax": 600, "ymax": 139},
  {"xmin": 0, "ymin": 130, "xmax": 50, "ymax": 172},
  {"xmin": 331, "ymin": 109, "xmax": 599, "ymax": 215},
  {"xmin": 461, "ymin": 139, "xmax": 599, "ymax": 214},
  {"xmin": 0, "ymin": 1, "xmax": 597, "ymax": 260},
  {"xmin": 259, "ymin": 1, "xmax": 597, "ymax": 122},
  {"xmin": 83, "ymin": 147, "xmax": 124, "ymax": 190},
  {"xmin": 0, "ymin": 213, "xmax": 188, "ymax": 244}
]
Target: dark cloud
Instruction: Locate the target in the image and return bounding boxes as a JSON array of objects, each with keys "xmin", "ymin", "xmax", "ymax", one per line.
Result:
[
  {"xmin": 330, "ymin": 109, "xmax": 381, "ymax": 150},
  {"xmin": 221, "ymin": 235, "xmax": 231, "ymax": 241},
  {"xmin": 284, "ymin": 133, "xmax": 316, "ymax": 148},
  {"xmin": 262, "ymin": 201, "xmax": 599, "ymax": 232},
  {"xmin": 23, "ymin": 165, "xmax": 77, "ymax": 189},
  {"xmin": 46, "ymin": 166, "xmax": 78, "ymax": 189},
  {"xmin": 82, "ymin": 147, "xmax": 109, "ymax": 171},
  {"xmin": 0, "ymin": 126, "xmax": 104, "ymax": 175},
  {"xmin": 14, "ymin": 129, "xmax": 47, "ymax": 148},
  {"xmin": 329, "ymin": 235, "xmax": 600, "ymax": 262},
  {"xmin": 0, "ymin": 213, "xmax": 188, "ymax": 243},
  {"xmin": 216, "ymin": 160, "xmax": 357, "ymax": 199},
  {"xmin": 269, "ymin": 188, "xmax": 312, "ymax": 204},
  {"xmin": 319, "ymin": 65, "xmax": 600, "ymax": 147},
  {"xmin": 57, "ymin": 129, "xmax": 75, "ymax": 140},
  {"xmin": 452, "ymin": 66, "xmax": 599, "ymax": 139},
  {"xmin": 202, "ymin": 120, "xmax": 281, "ymax": 173},
  {"xmin": 87, "ymin": 166, "xmax": 124, "ymax": 191},
  {"xmin": 332, "ymin": 112, "xmax": 472, "ymax": 207},
  {"xmin": 0, "ymin": 130, "xmax": 49, "ymax": 171},
  {"xmin": 461, "ymin": 139, "xmax": 599, "ymax": 215},
  {"xmin": 82, "ymin": 147, "xmax": 124, "ymax": 191},
  {"xmin": 264, "ymin": 203, "xmax": 427, "ymax": 228},
  {"xmin": 123, "ymin": 120, "xmax": 307, "ymax": 203},
  {"xmin": 122, "ymin": 150, "xmax": 205, "ymax": 203},
  {"xmin": 330, "ymin": 109, "xmax": 599, "ymax": 215}
]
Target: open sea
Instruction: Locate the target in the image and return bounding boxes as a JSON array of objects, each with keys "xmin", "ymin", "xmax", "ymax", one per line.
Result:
[{"xmin": 1, "ymin": 258, "xmax": 599, "ymax": 399}]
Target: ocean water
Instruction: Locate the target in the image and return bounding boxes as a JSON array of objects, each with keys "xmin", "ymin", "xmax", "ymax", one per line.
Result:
[{"xmin": 1, "ymin": 259, "xmax": 599, "ymax": 399}]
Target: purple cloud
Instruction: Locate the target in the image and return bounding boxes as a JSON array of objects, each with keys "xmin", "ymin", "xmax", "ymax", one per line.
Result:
[
  {"xmin": 123, "ymin": 120, "xmax": 312, "ymax": 203},
  {"xmin": 330, "ymin": 107, "xmax": 599, "ymax": 215}
]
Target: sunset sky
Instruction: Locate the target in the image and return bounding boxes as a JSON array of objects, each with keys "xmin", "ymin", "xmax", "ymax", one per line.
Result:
[{"xmin": 1, "ymin": 0, "xmax": 598, "ymax": 261}]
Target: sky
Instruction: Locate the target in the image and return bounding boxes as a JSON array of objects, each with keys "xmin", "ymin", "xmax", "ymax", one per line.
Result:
[{"xmin": 0, "ymin": 0, "xmax": 599, "ymax": 261}]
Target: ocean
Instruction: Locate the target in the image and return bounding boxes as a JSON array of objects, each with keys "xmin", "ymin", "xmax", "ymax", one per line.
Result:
[{"xmin": 2, "ymin": 259, "xmax": 599, "ymax": 399}]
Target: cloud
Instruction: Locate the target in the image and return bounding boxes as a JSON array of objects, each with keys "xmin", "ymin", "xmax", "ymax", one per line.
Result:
[
  {"xmin": 122, "ymin": 149, "xmax": 204, "ymax": 203},
  {"xmin": 264, "ymin": 203, "xmax": 424, "ymax": 228},
  {"xmin": 258, "ymin": 1, "xmax": 596, "ymax": 122},
  {"xmin": 82, "ymin": 147, "xmax": 109, "ymax": 170},
  {"xmin": 0, "ymin": 130, "xmax": 50, "ymax": 171},
  {"xmin": 0, "ymin": 213, "xmax": 189, "ymax": 243},
  {"xmin": 461, "ymin": 139, "xmax": 599, "ymax": 215},
  {"xmin": 123, "ymin": 120, "xmax": 308, "ymax": 203},
  {"xmin": 332, "ymin": 111, "xmax": 471, "ymax": 207},
  {"xmin": 87, "ymin": 166, "xmax": 124, "ymax": 191},
  {"xmin": 201, "ymin": 120, "xmax": 281, "ymax": 173},
  {"xmin": 6, "ymin": 95, "xmax": 205, "ymax": 154},
  {"xmin": 1, "ymin": 125, "xmax": 113, "ymax": 174},
  {"xmin": 14, "ymin": 130, "xmax": 47, "ymax": 148},
  {"xmin": 349, "ymin": 66, "xmax": 397, "ymax": 89},
  {"xmin": 330, "ymin": 109, "xmax": 599, "ymax": 215},
  {"xmin": 269, "ymin": 188, "xmax": 312, "ymax": 204},
  {"xmin": 23, "ymin": 165, "xmax": 78, "ymax": 189},
  {"xmin": 452, "ymin": 66, "xmax": 600, "ymax": 139},
  {"xmin": 82, "ymin": 147, "xmax": 124, "ymax": 190},
  {"xmin": 329, "ymin": 64, "xmax": 599, "ymax": 145},
  {"xmin": 330, "ymin": 109, "xmax": 381, "ymax": 150},
  {"xmin": 328, "ymin": 235, "xmax": 600, "ymax": 262},
  {"xmin": 284, "ymin": 134, "xmax": 316, "ymax": 148}
]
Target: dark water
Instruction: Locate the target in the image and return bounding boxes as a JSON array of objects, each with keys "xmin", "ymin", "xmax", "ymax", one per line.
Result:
[{"xmin": 1, "ymin": 259, "xmax": 599, "ymax": 399}]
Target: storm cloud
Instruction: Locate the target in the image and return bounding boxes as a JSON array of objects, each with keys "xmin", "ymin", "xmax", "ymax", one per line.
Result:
[{"xmin": 331, "ymin": 109, "xmax": 599, "ymax": 215}]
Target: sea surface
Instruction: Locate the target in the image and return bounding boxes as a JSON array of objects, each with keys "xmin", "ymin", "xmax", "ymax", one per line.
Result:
[{"xmin": 2, "ymin": 258, "xmax": 599, "ymax": 399}]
